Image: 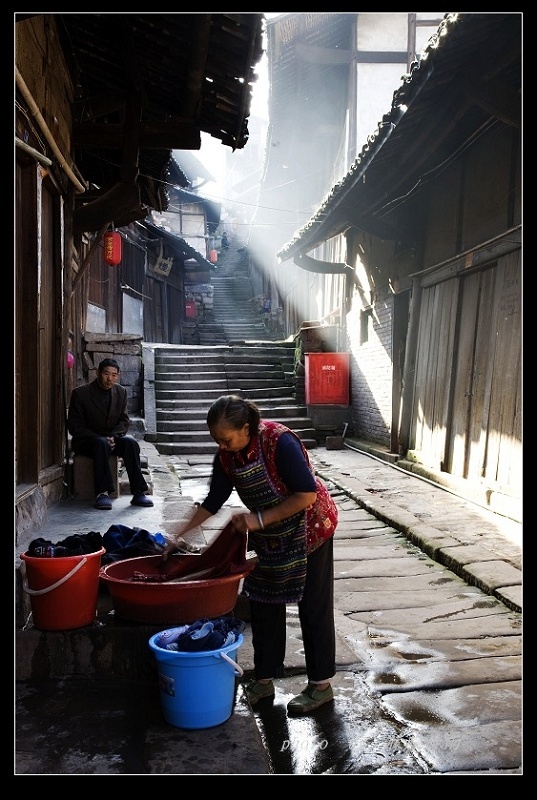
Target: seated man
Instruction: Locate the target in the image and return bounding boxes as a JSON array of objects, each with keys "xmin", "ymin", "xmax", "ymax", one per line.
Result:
[{"xmin": 67, "ymin": 358, "xmax": 154, "ymax": 510}]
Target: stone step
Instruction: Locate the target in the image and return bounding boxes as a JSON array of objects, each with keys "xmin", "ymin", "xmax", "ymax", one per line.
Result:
[
  {"xmin": 156, "ymin": 400, "xmax": 308, "ymax": 415},
  {"xmin": 152, "ymin": 264, "xmax": 311, "ymax": 455},
  {"xmin": 155, "ymin": 378, "xmax": 288, "ymax": 396},
  {"xmin": 154, "ymin": 379, "xmax": 229, "ymax": 392},
  {"xmin": 154, "ymin": 357, "xmax": 295, "ymax": 370},
  {"xmin": 155, "ymin": 427, "xmax": 317, "ymax": 445},
  {"xmin": 155, "ymin": 385, "xmax": 294, "ymax": 400},
  {"xmin": 155, "ymin": 368, "xmax": 286, "ymax": 381},
  {"xmin": 156, "ymin": 437, "xmax": 318, "ymax": 455},
  {"xmin": 232, "ymin": 369, "xmax": 288, "ymax": 381},
  {"xmin": 156, "ymin": 421, "xmax": 311, "ymax": 440},
  {"xmin": 155, "ymin": 354, "xmax": 293, "ymax": 365},
  {"xmin": 158, "ymin": 417, "xmax": 316, "ymax": 442},
  {"xmin": 155, "ymin": 360, "xmax": 294, "ymax": 374},
  {"xmin": 155, "ymin": 344, "xmax": 295, "ymax": 360},
  {"xmin": 226, "ymin": 380, "xmax": 291, "ymax": 392},
  {"xmin": 210, "ymin": 311, "xmax": 261, "ymax": 321}
]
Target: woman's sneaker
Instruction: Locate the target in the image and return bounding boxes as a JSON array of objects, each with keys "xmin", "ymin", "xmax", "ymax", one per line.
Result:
[
  {"xmin": 244, "ymin": 680, "xmax": 275, "ymax": 707},
  {"xmin": 287, "ymin": 684, "xmax": 333, "ymax": 716}
]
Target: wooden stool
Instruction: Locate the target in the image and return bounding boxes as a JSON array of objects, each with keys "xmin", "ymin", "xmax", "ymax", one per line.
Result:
[{"xmin": 73, "ymin": 454, "xmax": 119, "ymax": 500}]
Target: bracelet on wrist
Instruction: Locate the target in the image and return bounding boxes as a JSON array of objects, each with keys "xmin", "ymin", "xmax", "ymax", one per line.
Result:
[{"xmin": 256, "ymin": 510, "xmax": 265, "ymax": 530}]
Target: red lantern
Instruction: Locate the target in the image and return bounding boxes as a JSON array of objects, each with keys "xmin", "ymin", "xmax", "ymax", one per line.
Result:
[
  {"xmin": 104, "ymin": 231, "xmax": 122, "ymax": 265},
  {"xmin": 209, "ymin": 249, "xmax": 218, "ymax": 263}
]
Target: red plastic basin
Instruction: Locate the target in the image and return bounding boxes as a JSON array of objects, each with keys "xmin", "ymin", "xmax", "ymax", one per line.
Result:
[{"xmin": 99, "ymin": 555, "xmax": 249, "ymax": 625}]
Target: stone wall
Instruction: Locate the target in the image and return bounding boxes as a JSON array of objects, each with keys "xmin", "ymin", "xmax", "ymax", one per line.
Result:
[{"xmin": 82, "ymin": 333, "xmax": 144, "ymax": 415}]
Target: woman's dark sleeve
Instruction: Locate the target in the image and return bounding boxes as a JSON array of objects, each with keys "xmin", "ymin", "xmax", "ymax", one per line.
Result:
[
  {"xmin": 200, "ymin": 453, "xmax": 235, "ymax": 514},
  {"xmin": 275, "ymin": 433, "xmax": 317, "ymax": 492}
]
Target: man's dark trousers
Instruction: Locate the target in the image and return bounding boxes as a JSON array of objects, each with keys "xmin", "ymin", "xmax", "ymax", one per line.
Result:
[{"xmin": 73, "ymin": 435, "xmax": 149, "ymax": 496}]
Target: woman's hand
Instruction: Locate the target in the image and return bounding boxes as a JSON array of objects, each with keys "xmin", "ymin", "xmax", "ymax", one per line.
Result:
[
  {"xmin": 160, "ymin": 540, "xmax": 175, "ymax": 562},
  {"xmin": 159, "ymin": 505, "xmax": 213, "ymax": 560},
  {"xmin": 160, "ymin": 536, "xmax": 200, "ymax": 561},
  {"xmin": 231, "ymin": 511, "xmax": 259, "ymax": 533},
  {"xmin": 231, "ymin": 493, "xmax": 316, "ymax": 534}
]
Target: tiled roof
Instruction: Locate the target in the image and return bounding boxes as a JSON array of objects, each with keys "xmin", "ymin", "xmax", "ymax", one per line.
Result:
[
  {"xmin": 277, "ymin": 12, "xmax": 521, "ymax": 259},
  {"xmin": 22, "ymin": 13, "xmax": 264, "ymax": 229}
]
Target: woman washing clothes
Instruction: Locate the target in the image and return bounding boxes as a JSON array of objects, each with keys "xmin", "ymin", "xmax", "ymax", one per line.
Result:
[{"xmin": 161, "ymin": 394, "xmax": 338, "ymax": 715}]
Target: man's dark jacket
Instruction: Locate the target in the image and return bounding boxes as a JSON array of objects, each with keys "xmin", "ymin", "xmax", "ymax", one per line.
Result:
[{"xmin": 67, "ymin": 379, "xmax": 130, "ymax": 445}]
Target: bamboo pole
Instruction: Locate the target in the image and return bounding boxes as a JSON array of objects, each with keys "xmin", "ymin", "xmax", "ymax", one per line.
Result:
[{"xmin": 16, "ymin": 67, "xmax": 86, "ymax": 193}]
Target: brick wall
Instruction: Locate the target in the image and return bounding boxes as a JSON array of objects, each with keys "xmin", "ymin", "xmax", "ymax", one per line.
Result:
[{"xmin": 346, "ymin": 289, "xmax": 393, "ymax": 446}]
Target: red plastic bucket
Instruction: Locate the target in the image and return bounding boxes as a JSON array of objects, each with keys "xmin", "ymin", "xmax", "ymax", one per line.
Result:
[{"xmin": 20, "ymin": 547, "xmax": 105, "ymax": 631}]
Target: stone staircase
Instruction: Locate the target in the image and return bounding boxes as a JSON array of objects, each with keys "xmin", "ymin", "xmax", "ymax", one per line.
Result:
[
  {"xmin": 151, "ymin": 234, "xmax": 317, "ymax": 455},
  {"xmin": 183, "ymin": 239, "xmax": 282, "ymax": 345},
  {"xmin": 153, "ymin": 343, "xmax": 318, "ymax": 455}
]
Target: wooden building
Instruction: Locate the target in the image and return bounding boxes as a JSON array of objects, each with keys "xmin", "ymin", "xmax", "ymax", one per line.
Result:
[
  {"xmin": 276, "ymin": 13, "xmax": 522, "ymax": 520},
  {"xmin": 15, "ymin": 13, "xmax": 264, "ymax": 539}
]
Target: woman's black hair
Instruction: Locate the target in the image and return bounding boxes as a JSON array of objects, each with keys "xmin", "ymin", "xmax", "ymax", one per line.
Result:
[{"xmin": 207, "ymin": 395, "xmax": 260, "ymax": 432}]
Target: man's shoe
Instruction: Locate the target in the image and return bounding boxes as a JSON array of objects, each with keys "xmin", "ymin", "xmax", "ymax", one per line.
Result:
[
  {"xmin": 131, "ymin": 492, "xmax": 154, "ymax": 507},
  {"xmin": 287, "ymin": 684, "xmax": 333, "ymax": 716},
  {"xmin": 94, "ymin": 493, "xmax": 112, "ymax": 510},
  {"xmin": 244, "ymin": 680, "xmax": 275, "ymax": 707}
]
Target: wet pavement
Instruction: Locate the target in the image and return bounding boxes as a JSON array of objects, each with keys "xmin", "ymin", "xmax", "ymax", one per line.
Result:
[{"xmin": 15, "ymin": 439, "xmax": 522, "ymax": 775}]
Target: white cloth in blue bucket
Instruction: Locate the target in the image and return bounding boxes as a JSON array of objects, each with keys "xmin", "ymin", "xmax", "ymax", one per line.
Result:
[{"xmin": 156, "ymin": 617, "xmax": 246, "ymax": 652}]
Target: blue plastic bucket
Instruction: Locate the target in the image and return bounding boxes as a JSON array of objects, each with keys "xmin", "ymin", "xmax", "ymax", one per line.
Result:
[{"xmin": 148, "ymin": 632, "xmax": 244, "ymax": 729}]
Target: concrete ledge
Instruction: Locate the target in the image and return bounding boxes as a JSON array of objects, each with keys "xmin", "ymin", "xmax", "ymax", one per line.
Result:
[
  {"xmin": 344, "ymin": 438, "xmax": 399, "ymax": 464},
  {"xmin": 16, "ymin": 615, "xmax": 165, "ymax": 681},
  {"xmin": 396, "ymin": 458, "xmax": 521, "ymax": 524}
]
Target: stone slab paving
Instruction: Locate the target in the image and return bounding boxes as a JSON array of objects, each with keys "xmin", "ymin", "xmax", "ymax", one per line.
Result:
[{"xmin": 16, "ymin": 439, "xmax": 522, "ymax": 774}]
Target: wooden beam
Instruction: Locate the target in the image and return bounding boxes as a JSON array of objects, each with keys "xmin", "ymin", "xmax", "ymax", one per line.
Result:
[
  {"xmin": 73, "ymin": 121, "xmax": 201, "ymax": 149},
  {"xmin": 75, "ymin": 92, "xmax": 127, "ymax": 123},
  {"xmin": 71, "ymin": 222, "xmax": 109, "ymax": 294},
  {"xmin": 463, "ymin": 76, "xmax": 521, "ymax": 128},
  {"xmin": 73, "ymin": 181, "xmax": 145, "ymax": 235},
  {"xmin": 182, "ymin": 15, "xmax": 212, "ymax": 118},
  {"xmin": 120, "ymin": 88, "xmax": 142, "ymax": 184}
]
